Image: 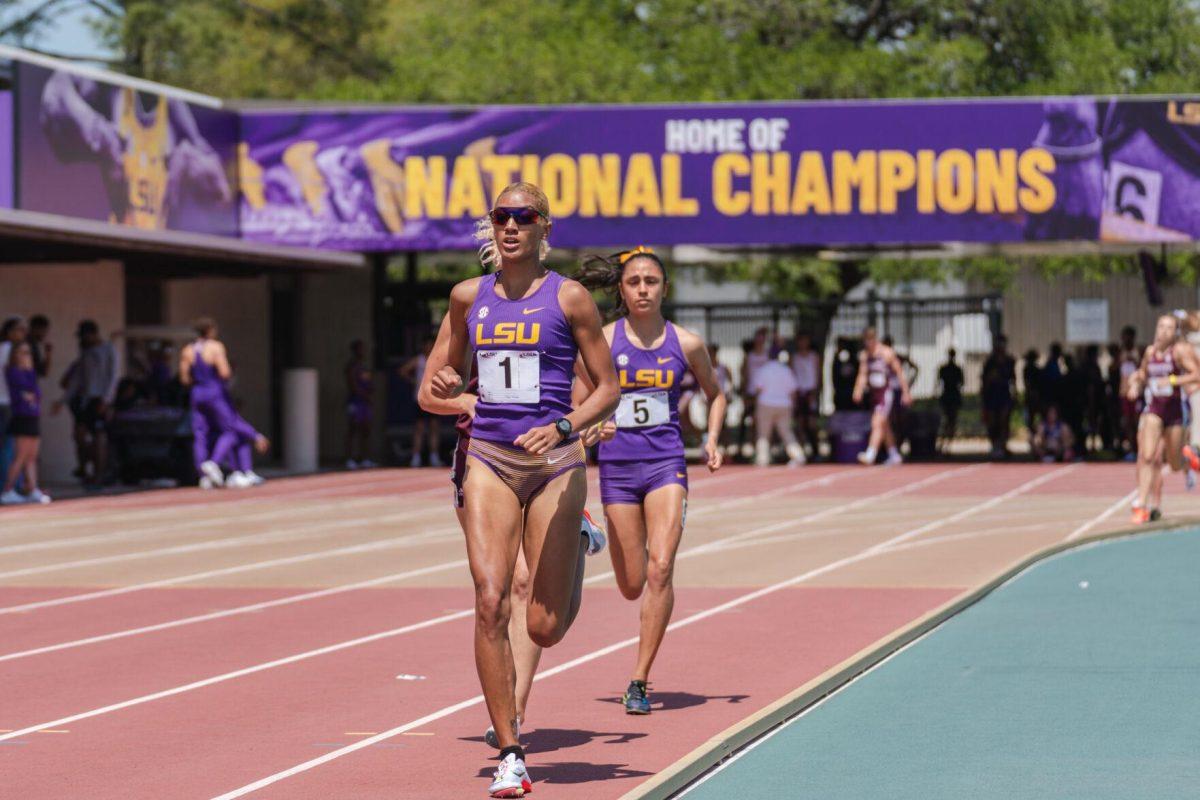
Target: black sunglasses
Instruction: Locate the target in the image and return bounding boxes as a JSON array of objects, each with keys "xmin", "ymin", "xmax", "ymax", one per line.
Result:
[{"xmin": 489, "ymin": 206, "xmax": 542, "ymax": 226}]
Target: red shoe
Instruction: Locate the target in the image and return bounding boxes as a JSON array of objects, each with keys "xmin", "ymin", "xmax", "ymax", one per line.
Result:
[
  {"xmin": 1130, "ymin": 507, "xmax": 1150, "ymax": 525},
  {"xmin": 1184, "ymin": 445, "xmax": 1200, "ymax": 472}
]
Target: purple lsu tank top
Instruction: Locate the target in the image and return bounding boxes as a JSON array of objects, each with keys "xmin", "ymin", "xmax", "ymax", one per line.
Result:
[
  {"xmin": 190, "ymin": 341, "xmax": 224, "ymax": 403},
  {"xmin": 468, "ymin": 270, "xmax": 577, "ymax": 444},
  {"xmin": 599, "ymin": 319, "xmax": 686, "ymax": 462}
]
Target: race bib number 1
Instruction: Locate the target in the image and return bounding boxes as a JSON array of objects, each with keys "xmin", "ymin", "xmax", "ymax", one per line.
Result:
[
  {"xmin": 615, "ymin": 391, "xmax": 670, "ymax": 428},
  {"xmin": 478, "ymin": 350, "xmax": 540, "ymax": 404}
]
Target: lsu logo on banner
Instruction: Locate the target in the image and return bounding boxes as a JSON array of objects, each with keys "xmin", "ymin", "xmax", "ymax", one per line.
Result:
[
  {"xmin": 620, "ymin": 369, "xmax": 675, "ymax": 389},
  {"xmin": 475, "ymin": 322, "xmax": 541, "ymax": 345}
]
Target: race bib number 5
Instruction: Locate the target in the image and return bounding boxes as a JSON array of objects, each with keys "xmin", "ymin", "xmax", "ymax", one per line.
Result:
[
  {"xmin": 478, "ymin": 350, "xmax": 540, "ymax": 404},
  {"xmin": 615, "ymin": 391, "xmax": 669, "ymax": 428}
]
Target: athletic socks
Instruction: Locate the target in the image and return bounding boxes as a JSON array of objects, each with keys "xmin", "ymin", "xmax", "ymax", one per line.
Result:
[{"xmin": 499, "ymin": 745, "xmax": 525, "ymax": 763}]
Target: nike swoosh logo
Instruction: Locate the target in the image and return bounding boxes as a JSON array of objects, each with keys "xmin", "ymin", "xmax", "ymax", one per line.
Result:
[
  {"xmin": 657, "ymin": 357, "xmax": 673, "ymax": 364},
  {"xmin": 675, "ymin": 472, "xmax": 686, "ymax": 478},
  {"xmin": 522, "ymin": 307, "xmax": 544, "ymax": 315},
  {"xmin": 547, "ymin": 453, "xmax": 569, "ymax": 465}
]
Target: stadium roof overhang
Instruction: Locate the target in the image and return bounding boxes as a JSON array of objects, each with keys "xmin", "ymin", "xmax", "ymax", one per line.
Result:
[{"xmin": 0, "ymin": 207, "xmax": 364, "ymax": 275}]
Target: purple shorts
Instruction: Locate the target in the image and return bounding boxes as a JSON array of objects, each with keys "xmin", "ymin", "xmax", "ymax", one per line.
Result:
[
  {"xmin": 347, "ymin": 399, "xmax": 372, "ymax": 425},
  {"xmin": 599, "ymin": 457, "xmax": 689, "ymax": 506}
]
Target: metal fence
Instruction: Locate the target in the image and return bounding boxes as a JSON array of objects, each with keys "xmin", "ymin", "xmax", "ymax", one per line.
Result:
[{"xmin": 666, "ymin": 294, "xmax": 1003, "ymax": 417}]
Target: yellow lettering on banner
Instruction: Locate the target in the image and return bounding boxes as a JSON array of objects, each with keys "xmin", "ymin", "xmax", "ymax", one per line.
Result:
[
  {"xmin": 520, "ymin": 155, "xmax": 541, "ymax": 186},
  {"xmin": 1018, "ymin": 148, "xmax": 1056, "ymax": 213},
  {"xmin": 790, "ymin": 151, "xmax": 830, "ymax": 215},
  {"xmin": 661, "ymin": 154, "xmax": 699, "ymax": 216},
  {"xmin": 361, "ymin": 139, "xmax": 406, "ymax": 232},
  {"xmin": 832, "ymin": 151, "xmax": 877, "ymax": 213},
  {"xmin": 751, "ymin": 152, "xmax": 790, "ymax": 215},
  {"xmin": 446, "ymin": 156, "xmax": 488, "ymax": 218},
  {"xmin": 281, "ymin": 141, "xmax": 327, "ymax": 216},
  {"xmin": 541, "ymin": 154, "xmax": 579, "ymax": 217},
  {"xmin": 975, "ymin": 149, "xmax": 1018, "ymax": 213},
  {"xmin": 480, "ymin": 155, "xmax": 522, "ymax": 198},
  {"xmin": 237, "ymin": 143, "xmax": 266, "ymax": 211},
  {"xmin": 878, "ymin": 150, "xmax": 917, "ymax": 214},
  {"xmin": 403, "ymin": 155, "xmax": 446, "ymax": 220},
  {"xmin": 936, "ymin": 149, "xmax": 974, "ymax": 214},
  {"xmin": 916, "ymin": 150, "xmax": 936, "ymax": 213},
  {"xmin": 620, "ymin": 153, "xmax": 662, "ymax": 216},
  {"xmin": 578, "ymin": 154, "xmax": 621, "ymax": 217},
  {"xmin": 712, "ymin": 153, "xmax": 751, "ymax": 216}
]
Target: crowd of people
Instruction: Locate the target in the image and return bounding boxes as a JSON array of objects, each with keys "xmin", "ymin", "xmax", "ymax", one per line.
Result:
[{"xmin": 0, "ymin": 312, "xmax": 273, "ymax": 504}]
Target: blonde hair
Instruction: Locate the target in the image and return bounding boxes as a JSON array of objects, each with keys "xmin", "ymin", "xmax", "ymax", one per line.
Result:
[{"xmin": 474, "ymin": 181, "xmax": 552, "ymax": 268}]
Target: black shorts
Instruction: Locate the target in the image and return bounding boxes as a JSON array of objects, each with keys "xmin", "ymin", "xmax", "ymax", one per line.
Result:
[
  {"xmin": 76, "ymin": 398, "xmax": 107, "ymax": 433},
  {"xmin": 7, "ymin": 415, "xmax": 38, "ymax": 437}
]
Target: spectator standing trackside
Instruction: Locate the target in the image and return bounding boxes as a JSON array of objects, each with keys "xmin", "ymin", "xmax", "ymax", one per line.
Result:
[
  {"xmin": 399, "ymin": 336, "xmax": 443, "ymax": 468},
  {"xmin": 73, "ymin": 320, "xmax": 119, "ymax": 488},
  {"xmin": 1022, "ymin": 348, "xmax": 1042, "ymax": 432},
  {"xmin": 981, "ymin": 334, "xmax": 1017, "ymax": 460},
  {"xmin": 1117, "ymin": 326, "xmax": 1141, "ymax": 460},
  {"xmin": 0, "ymin": 317, "xmax": 29, "ymax": 484},
  {"xmin": 737, "ymin": 327, "xmax": 771, "ymax": 460},
  {"xmin": 791, "ymin": 332, "xmax": 822, "ymax": 460},
  {"xmin": 1, "ymin": 342, "xmax": 50, "ymax": 504},
  {"xmin": 749, "ymin": 352, "xmax": 805, "ymax": 467},
  {"xmin": 937, "ymin": 348, "xmax": 965, "ymax": 452},
  {"xmin": 344, "ymin": 339, "xmax": 375, "ymax": 469},
  {"xmin": 28, "ymin": 315, "xmax": 52, "ymax": 378}
]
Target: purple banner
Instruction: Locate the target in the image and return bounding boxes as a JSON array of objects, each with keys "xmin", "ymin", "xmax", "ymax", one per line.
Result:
[
  {"xmin": 239, "ymin": 97, "xmax": 1200, "ymax": 251},
  {"xmin": 0, "ymin": 89, "xmax": 12, "ymax": 209},
  {"xmin": 16, "ymin": 62, "xmax": 238, "ymax": 236}
]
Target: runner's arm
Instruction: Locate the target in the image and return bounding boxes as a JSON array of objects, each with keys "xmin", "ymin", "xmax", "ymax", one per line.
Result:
[
  {"xmin": 418, "ymin": 310, "xmax": 477, "ymax": 417},
  {"xmin": 428, "ymin": 279, "xmax": 480, "ymax": 401},
  {"xmin": 852, "ymin": 351, "xmax": 868, "ymax": 403},
  {"xmin": 1175, "ymin": 343, "xmax": 1200, "ymax": 390},
  {"xmin": 681, "ymin": 328, "xmax": 727, "ymax": 471}
]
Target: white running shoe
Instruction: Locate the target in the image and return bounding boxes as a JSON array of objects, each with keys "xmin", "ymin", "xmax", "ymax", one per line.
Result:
[
  {"xmin": 245, "ymin": 471, "xmax": 266, "ymax": 486},
  {"xmin": 885, "ymin": 452, "xmax": 903, "ymax": 466},
  {"xmin": 226, "ymin": 471, "xmax": 254, "ymax": 489},
  {"xmin": 856, "ymin": 451, "xmax": 875, "ymax": 466},
  {"xmin": 581, "ymin": 509, "xmax": 607, "ymax": 556},
  {"xmin": 484, "ymin": 717, "xmax": 521, "ymax": 750},
  {"xmin": 488, "ymin": 752, "xmax": 532, "ymax": 797},
  {"xmin": 0, "ymin": 489, "xmax": 26, "ymax": 505},
  {"xmin": 409, "ymin": 453, "xmax": 422, "ymax": 468},
  {"xmin": 358, "ymin": 458, "xmax": 377, "ymax": 469},
  {"xmin": 429, "ymin": 453, "xmax": 445, "ymax": 468},
  {"xmin": 346, "ymin": 459, "xmax": 359, "ymax": 470},
  {"xmin": 27, "ymin": 489, "xmax": 51, "ymax": 505},
  {"xmin": 200, "ymin": 460, "xmax": 224, "ymax": 487}
]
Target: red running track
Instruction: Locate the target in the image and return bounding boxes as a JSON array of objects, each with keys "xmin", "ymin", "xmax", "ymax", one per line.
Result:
[{"xmin": 0, "ymin": 584, "xmax": 957, "ymax": 798}]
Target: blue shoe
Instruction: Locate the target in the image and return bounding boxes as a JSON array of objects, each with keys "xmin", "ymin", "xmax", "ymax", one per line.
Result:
[
  {"xmin": 623, "ymin": 680, "xmax": 651, "ymax": 715},
  {"xmin": 581, "ymin": 509, "xmax": 607, "ymax": 556}
]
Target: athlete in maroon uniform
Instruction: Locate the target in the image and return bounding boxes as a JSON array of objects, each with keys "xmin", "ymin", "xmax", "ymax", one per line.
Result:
[
  {"xmin": 852, "ymin": 327, "xmax": 911, "ymax": 465},
  {"xmin": 1126, "ymin": 314, "xmax": 1200, "ymax": 523}
]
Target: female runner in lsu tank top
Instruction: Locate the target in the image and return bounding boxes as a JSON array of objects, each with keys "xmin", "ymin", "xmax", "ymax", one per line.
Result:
[
  {"xmin": 852, "ymin": 326, "xmax": 911, "ymax": 466},
  {"xmin": 1126, "ymin": 313, "xmax": 1200, "ymax": 524},
  {"xmin": 575, "ymin": 246, "xmax": 728, "ymax": 715},
  {"xmin": 427, "ymin": 182, "xmax": 619, "ymax": 798},
  {"xmin": 418, "ymin": 312, "xmax": 607, "ymax": 753}
]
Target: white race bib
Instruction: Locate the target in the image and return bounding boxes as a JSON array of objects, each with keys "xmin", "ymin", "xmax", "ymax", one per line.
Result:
[
  {"xmin": 1149, "ymin": 376, "xmax": 1175, "ymax": 397},
  {"xmin": 868, "ymin": 372, "xmax": 887, "ymax": 388},
  {"xmin": 615, "ymin": 390, "xmax": 670, "ymax": 429},
  {"xmin": 477, "ymin": 350, "xmax": 540, "ymax": 404}
]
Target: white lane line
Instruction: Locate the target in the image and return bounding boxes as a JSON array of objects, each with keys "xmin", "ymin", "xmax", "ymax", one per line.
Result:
[
  {"xmin": 0, "ymin": 503, "xmax": 451, "ymax": 580},
  {"xmin": 205, "ymin": 490, "xmax": 986, "ymax": 800},
  {"xmin": 0, "ymin": 469, "xmax": 943, "ymax": 745},
  {"xmin": 584, "ymin": 464, "xmax": 983, "ymax": 585},
  {"xmin": 1066, "ymin": 489, "xmax": 1138, "ymax": 541},
  {"xmin": 0, "ymin": 527, "xmax": 460, "ymax": 615},
  {"xmin": 861, "ymin": 464, "xmax": 1079, "ymax": 555},
  {"xmin": 0, "ymin": 468, "xmax": 857, "ymax": 656},
  {"xmin": 0, "ymin": 559, "xmax": 469, "ymax": 663},
  {"xmin": 0, "ymin": 472, "xmax": 437, "ymax": 534},
  {"xmin": 0, "ymin": 607, "xmax": 478, "ymax": 745}
]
